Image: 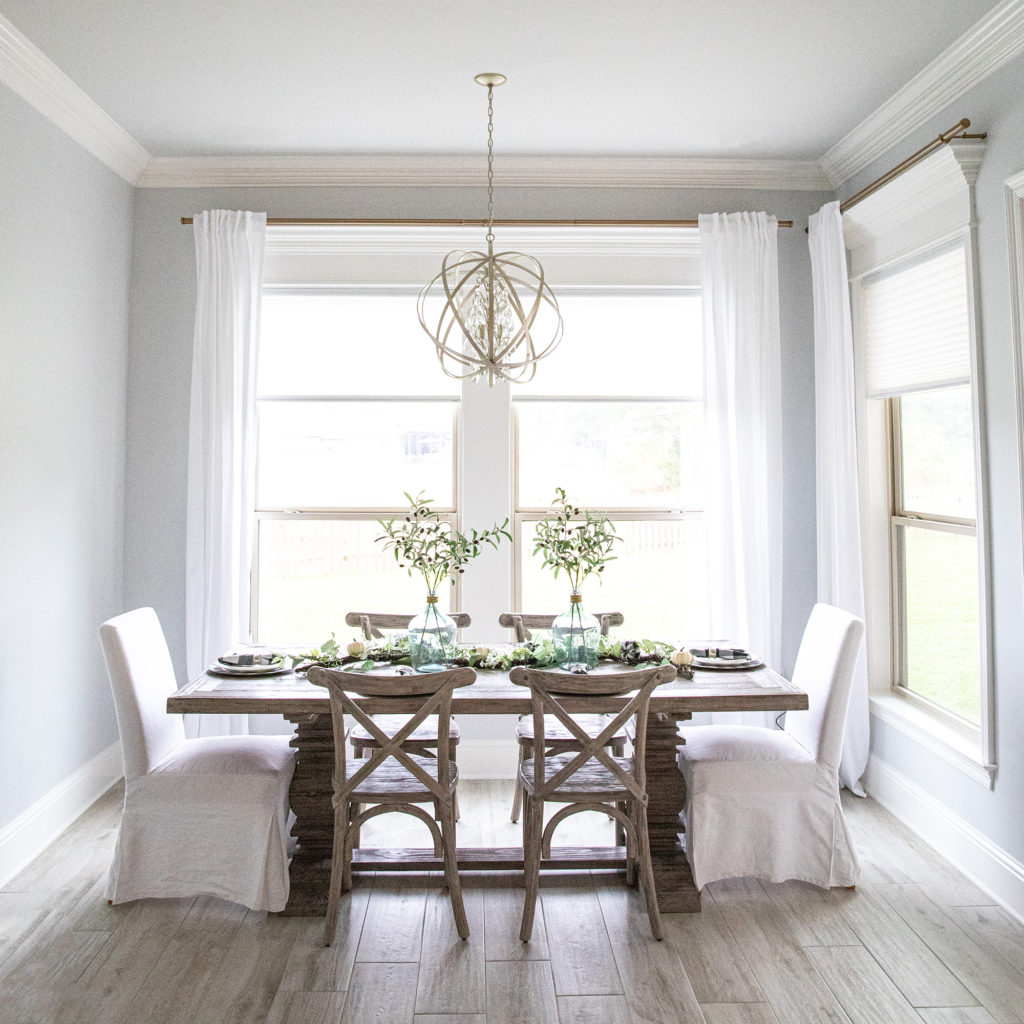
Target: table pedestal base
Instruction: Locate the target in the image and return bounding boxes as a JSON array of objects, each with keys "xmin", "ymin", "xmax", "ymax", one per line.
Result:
[{"xmin": 282, "ymin": 710, "xmax": 699, "ymax": 916}]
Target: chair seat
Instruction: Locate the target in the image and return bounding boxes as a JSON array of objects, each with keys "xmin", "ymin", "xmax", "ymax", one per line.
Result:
[
  {"xmin": 350, "ymin": 714, "xmax": 461, "ymax": 746},
  {"xmin": 345, "ymin": 754, "xmax": 458, "ymax": 802},
  {"xmin": 150, "ymin": 734, "xmax": 295, "ymax": 777},
  {"xmin": 676, "ymin": 725, "xmax": 815, "ymax": 767},
  {"xmin": 518, "ymin": 752, "xmax": 635, "ymax": 801},
  {"xmin": 515, "ymin": 713, "xmax": 626, "ymax": 745}
]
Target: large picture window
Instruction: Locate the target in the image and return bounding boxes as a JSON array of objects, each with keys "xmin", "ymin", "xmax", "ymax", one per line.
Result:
[{"xmin": 253, "ymin": 226, "xmax": 706, "ymax": 649}]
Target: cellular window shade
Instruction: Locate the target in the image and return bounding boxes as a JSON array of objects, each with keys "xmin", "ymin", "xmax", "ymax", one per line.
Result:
[{"xmin": 863, "ymin": 244, "xmax": 971, "ymax": 398}]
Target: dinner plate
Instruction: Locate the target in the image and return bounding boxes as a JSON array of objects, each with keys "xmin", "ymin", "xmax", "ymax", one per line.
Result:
[
  {"xmin": 692, "ymin": 657, "xmax": 764, "ymax": 671},
  {"xmin": 206, "ymin": 662, "xmax": 293, "ymax": 678}
]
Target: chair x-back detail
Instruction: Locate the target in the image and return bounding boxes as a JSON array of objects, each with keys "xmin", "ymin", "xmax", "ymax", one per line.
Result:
[
  {"xmin": 509, "ymin": 664, "xmax": 677, "ymax": 942},
  {"xmin": 345, "ymin": 610, "xmax": 471, "ymax": 640},
  {"xmin": 343, "ymin": 610, "xmax": 472, "ymax": 820},
  {"xmin": 307, "ymin": 665, "xmax": 475, "ymax": 945},
  {"xmin": 498, "ymin": 611, "xmax": 622, "ymax": 643},
  {"xmin": 500, "ymin": 611, "xmax": 627, "ymax": 825}
]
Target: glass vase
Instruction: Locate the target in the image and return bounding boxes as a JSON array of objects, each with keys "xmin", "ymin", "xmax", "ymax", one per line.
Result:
[
  {"xmin": 408, "ymin": 593, "xmax": 457, "ymax": 673},
  {"xmin": 551, "ymin": 591, "xmax": 600, "ymax": 672}
]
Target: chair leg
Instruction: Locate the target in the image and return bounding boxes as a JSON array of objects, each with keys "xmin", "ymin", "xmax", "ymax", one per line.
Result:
[
  {"xmin": 634, "ymin": 802, "xmax": 663, "ymax": 941},
  {"xmin": 520, "ymin": 792, "xmax": 543, "ymax": 943},
  {"xmin": 511, "ymin": 743, "xmax": 526, "ymax": 823},
  {"xmin": 625, "ymin": 800, "xmax": 638, "ymax": 887},
  {"xmin": 615, "ymin": 801, "xmax": 627, "ymax": 848},
  {"xmin": 324, "ymin": 801, "xmax": 350, "ymax": 946},
  {"xmin": 439, "ymin": 794, "xmax": 469, "ymax": 940}
]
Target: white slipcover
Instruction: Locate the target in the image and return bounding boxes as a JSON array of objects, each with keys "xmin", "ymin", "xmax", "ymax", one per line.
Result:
[
  {"xmin": 676, "ymin": 603, "xmax": 865, "ymax": 890},
  {"xmin": 100, "ymin": 608, "xmax": 295, "ymax": 911}
]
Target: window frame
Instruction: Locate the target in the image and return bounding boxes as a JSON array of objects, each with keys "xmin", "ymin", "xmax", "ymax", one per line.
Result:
[
  {"xmin": 252, "ymin": 223, "xmax": 704, "ymax": 649},
  {"xmin": 852, "ymin": 228, "xmax": 995, "ymax": 786}
]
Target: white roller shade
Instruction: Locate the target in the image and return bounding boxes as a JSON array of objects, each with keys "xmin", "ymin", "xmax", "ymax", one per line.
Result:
[{"xmin": 862, "ymin": 243, "xmax": 971, "ymax": 398}]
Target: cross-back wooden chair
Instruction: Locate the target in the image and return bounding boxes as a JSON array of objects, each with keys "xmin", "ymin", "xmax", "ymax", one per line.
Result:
[
  {"xmin": 343, "ymin": 610, "xmax": 472, "ymax": 819},
  {"xmin": 509, "ymin": 664, "xmax": 677, "ymax": 943},
  {"xmin": 499, "ymin": 611, "xmax": 627, "ymax": 825},
  {"xmin": 307, "ymin": 665, "xmax": 476, "ymax": 945}
]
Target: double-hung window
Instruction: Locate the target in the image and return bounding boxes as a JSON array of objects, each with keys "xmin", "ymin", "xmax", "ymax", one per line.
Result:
[
  {"xmin": 512, "ymin": 290, "xmax": 708, "ymax": 641},
  {"xmin": 863, "ymin": 243, "xmax": 981, "ymax": 725},
  {"xmin": 253, "ymin": 290, "xmax": 460, "ymax": 644}
]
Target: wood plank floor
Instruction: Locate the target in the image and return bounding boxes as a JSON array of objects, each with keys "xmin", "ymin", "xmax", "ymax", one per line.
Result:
[{"xmin": 2, "ymin": 780, "xmax": 1022, "ymax": 1024}]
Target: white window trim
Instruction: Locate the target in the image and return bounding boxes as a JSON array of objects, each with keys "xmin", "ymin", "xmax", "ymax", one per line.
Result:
[
  {"xmin": 1006, "ymin": 170, "xmax": 1024, "ymax": 586},
  {"xmin": 848, "ymin": 143, "xmax": 996, "ymax": 787}
]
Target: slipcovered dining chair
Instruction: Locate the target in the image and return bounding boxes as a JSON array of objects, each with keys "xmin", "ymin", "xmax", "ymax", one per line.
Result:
[
  {"xmin": 499, "ymin": 611, "xmax": 627, "ymax": 824},
  {"xmin": 675, "ymin": 603, "xmax": 865, "ymax": 891},
  {"xmin": 510, "ymin": 664, "xmax": 677, "ymax": 942},
  {"xmin": 308, "ymin": 665, "xmax": 474, "ymax": 944},
  {"xmin": 343, "ymin": 610, "xmax": 471, "ymax": 820},
  {"xmin": 99, "ymin": 607, "xmax": 296, "ymax": 911}
]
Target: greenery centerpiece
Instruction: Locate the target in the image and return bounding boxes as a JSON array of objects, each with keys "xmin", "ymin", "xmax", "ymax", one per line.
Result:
[
  {"xmin": 377, "ymin": 492, "xmax": 510, "ymax": 672},
  {"xmin": 533, "ymin": 488, "xmax": 621, "ymax": 672}
]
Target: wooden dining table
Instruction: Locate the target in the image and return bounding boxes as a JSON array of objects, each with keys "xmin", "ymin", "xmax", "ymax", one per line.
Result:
[{"xmin": 168, "ymin": 660, "xmax": 807, "ymax": 916}]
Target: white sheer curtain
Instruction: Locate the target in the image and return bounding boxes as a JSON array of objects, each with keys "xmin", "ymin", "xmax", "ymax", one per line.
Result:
[
  {"xmin": 185, "ymin": 210, "xmax": 266, "ymax": 737},
  {"xmin": 808, "ymin": 201, "xmax": 869, "ymax": 795},
  {"xmin": 700, "ymin": 212, "xmax": 782, "ymax": 726}
]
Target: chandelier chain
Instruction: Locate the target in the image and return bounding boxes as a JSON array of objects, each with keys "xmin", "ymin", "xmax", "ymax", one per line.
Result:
[{"xmin": 486, "ymin": 85, "xmax": 495, "ymax": 243}]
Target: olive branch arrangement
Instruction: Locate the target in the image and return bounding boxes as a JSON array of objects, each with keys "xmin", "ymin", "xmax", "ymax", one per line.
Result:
[
  {"xmin": 532, "ymin": 488, "xmax": 621, "ymax": 589},
  {"xmin": 377, "ymin": 491, "xmax": 511, "ymax": 592}
]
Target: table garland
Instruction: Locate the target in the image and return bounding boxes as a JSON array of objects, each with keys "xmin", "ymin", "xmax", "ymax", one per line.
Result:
[{"xmin": 293, "ymin": 633, "xmax": 695, "ymax": 679}]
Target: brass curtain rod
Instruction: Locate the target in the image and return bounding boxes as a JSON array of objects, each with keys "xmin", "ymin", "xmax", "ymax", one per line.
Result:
[
  {"xmin": 839, "ymin": 118, "xmax": 985, "ymax": 215},
  {"xmin": 179, "ymin": 216, "xmax": 793, "ymax": 228}
]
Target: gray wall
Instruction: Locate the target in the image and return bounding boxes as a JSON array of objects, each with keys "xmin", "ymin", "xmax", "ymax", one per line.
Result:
[
  {"xmin": 0, "ymin": 84, "xmax": 133, "ymax": 827},
  {"xmin": 839, "ymin": 52, "xmax": 1024, "ymax": 863},
  {"xmin": 125, "ymin": 185, "xmax": 829, "ymax": 695}
]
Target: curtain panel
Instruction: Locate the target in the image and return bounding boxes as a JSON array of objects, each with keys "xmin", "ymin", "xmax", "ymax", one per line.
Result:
[
  {"xmin": 185, "ymin": 210, "xmax": 266, "ymax": 737},
  {"xmin": 808, "ymin": 200, "xmax": 869, "ymax": 794},
  {"xmin": 700, "ymin": 212, "xmax": 783, "ymax": 727}
]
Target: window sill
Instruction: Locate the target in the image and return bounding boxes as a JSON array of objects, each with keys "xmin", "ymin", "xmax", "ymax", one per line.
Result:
[{"xmin": 868, "ymin": 692, "xmax": 996, "ymax": 789}]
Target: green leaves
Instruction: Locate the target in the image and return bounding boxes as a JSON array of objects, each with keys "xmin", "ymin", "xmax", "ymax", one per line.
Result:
[
  {"xmin": 377, "ymin": 492, "xmax": 511, "ymax": 592},
  {"xmin": 532, "ymin": 490, "xmax": 621, "ymax": 592}
]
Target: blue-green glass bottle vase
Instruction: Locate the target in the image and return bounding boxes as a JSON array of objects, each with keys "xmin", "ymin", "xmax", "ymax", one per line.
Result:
[
  {"xmin": 551, "ymin": 591, "xmax": 600, "ymax": 672},
  {"xmin": 408, "ymin": 593, "xmax": 456, "ymax": 673}
]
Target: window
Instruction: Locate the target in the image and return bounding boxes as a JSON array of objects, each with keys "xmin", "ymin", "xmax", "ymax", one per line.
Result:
[
  {"xmin": 859, "ymin": 240, "xmax": 984, "ymax": 730},
  {"xmin": 512, "ymin": 291, "xmax": 708, "ymax": 641},
  {"xmin": 253, "ymin": 291, "xmax": 459, "ymax": 644},
  {"xmin": 253, "ymin": 225, "xmax": 705, "ymax": 649}
]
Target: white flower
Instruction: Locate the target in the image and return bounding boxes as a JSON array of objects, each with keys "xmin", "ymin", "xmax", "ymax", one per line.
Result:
[
  {"xmin": 347, "ymin": 641, "xmax": 366, "ymax": 658},
  {"xmin": 670, "ymin": 648, "xmax": 694, "ymax": 667},
  {"xmin": 475, "ymin": 646, "xmax": 490, "ymax": 658}
]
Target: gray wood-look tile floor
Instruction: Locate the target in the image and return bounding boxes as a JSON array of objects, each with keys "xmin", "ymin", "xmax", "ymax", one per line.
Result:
[{"xmin": 2, "ymin": 780, "xmax": 1022, "ymax": 1024}]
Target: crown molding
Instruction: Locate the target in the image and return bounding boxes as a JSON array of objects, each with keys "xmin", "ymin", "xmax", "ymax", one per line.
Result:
[
  {"xmin": 137, "ymin": 153, "xmax": 831, "ymax": 191},
  {"xmin": 0, "ymin": 12, "xmax": 150, "ymax": 184},
  {"xmin": 819, "ymin": 0, "xmax": 1024, "ymax": 187}
]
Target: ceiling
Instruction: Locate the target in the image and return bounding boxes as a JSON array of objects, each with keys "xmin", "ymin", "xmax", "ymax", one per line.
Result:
[{"xmin": 0, "ymin": 0, "xmax": 998, "ymax": 161}]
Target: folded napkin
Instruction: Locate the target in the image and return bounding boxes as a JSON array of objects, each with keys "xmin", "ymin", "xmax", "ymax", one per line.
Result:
[
  {"xmin": 689, "ymin": 647, "xmax": 749, "ymax": 659},
  {"xmin": 218, "ymin": 652, "xmax": 279, "ymax": 667}
]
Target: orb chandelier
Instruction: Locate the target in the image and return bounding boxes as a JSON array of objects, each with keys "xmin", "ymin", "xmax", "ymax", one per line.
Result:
[{"xmin": 417, "ymin": 73, "xmax": 563, "ymax": 386}]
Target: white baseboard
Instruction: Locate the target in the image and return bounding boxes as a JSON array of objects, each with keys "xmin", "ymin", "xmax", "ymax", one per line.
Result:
[
  {"xmin": 456, "ymin": 740, "xmax": 519, "ymax": 781},
  {"xmin": 0, "ymin": 742, "xmax": 122, "ymax": 888},
  {"xmin": 864, "ymin": 755, "xmax": 1024, "ymax": 922}
]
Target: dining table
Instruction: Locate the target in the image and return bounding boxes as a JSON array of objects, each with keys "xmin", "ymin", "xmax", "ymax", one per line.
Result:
[{"xmin": 167, "ymin": 658, "xmax": 807, "ymax": 916}]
